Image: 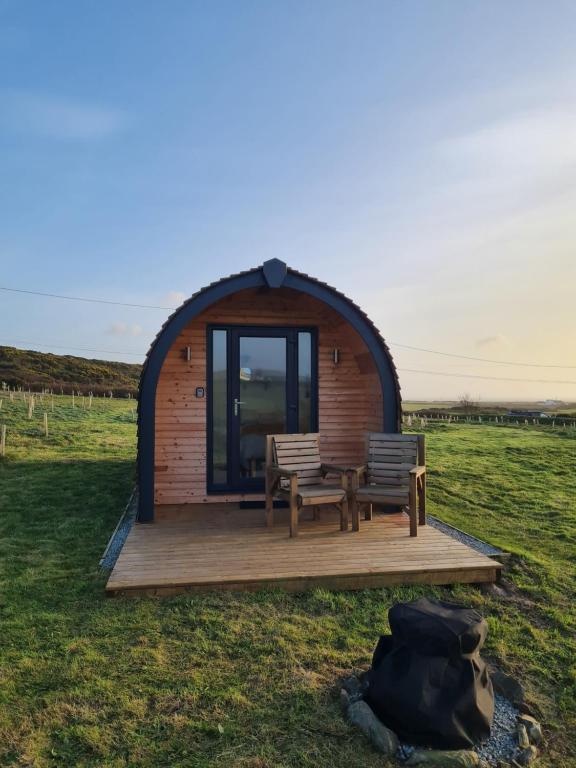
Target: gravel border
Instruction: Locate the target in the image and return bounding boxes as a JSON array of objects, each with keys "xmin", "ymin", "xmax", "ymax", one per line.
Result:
[
  {"xmin": 475, "ymin": 693, "xmax": 519, "ymax": 765},
  {"xmin": 99, "ymin": 488, "xmax": 138, "ymax": 571},
  {"xmin": 427, "ymin": 515, "xmax": 505, "ymax": 558}
]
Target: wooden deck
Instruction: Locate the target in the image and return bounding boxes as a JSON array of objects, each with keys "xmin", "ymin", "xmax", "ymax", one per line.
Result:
[{"xmin": 106, "ymin": 504, "xmax": 502, "ymax": 596}]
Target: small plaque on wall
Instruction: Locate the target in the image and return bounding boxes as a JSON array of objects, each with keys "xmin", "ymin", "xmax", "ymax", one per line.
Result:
[{"xmin": 195, "ymin": 387, "xmax": 205, "ymax": 398}]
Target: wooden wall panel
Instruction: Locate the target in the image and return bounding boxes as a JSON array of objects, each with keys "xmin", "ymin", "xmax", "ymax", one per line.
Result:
[{"xmin": 154, "ymin": 288, "xmax": 384, "ymax": 505}]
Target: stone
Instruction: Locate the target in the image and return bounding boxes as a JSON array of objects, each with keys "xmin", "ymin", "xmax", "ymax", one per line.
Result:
[
  {"xmin": 406, "ymin": 749, "xmax": 480, "ymax": 767},
  {"xmin": 516, "ymin": 723, "xmax": 530, "ymax": 749},
  {"xmin": 517, "ymin": 714, "xmax": 543, "ymax": 745},
  {"xmin": 347, "ymin": 700, "xmax": 399, "ymax": 755},
  {"xmin": 515, "ymin": 746, "xmax": 538, "ymax": 765},
  {"xmin": 490, "ymin": 669, "xmax": 525, "ymax": 707},
  {"xmin": 341, "ymin": 675, "xmax": 363, "ymax": 701},
  {"xmin": 339, "ymin": 687, "xmax": 351, "ymax": 712}
]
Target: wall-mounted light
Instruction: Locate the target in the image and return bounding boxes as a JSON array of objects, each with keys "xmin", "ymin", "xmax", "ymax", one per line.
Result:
[
  {"xmin": 183, "ymin": 346, "xmax": 192, "ymax": 362},
  {"xmin": 332, "ymin": 348, "xmax": 340, "ymax": 364}
]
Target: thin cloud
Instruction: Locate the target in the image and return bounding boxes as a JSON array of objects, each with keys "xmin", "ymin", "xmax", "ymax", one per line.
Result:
[
  {"xmin": 475, "ymin": 335, "xmax": 509, "ymax": 350},
  {"xmin": 441, "ymin": 108, "xmax": 576, "ymax": 173},
  {"xmin": 165, "ymin": 290, "xmax": 186, "ymax": 306},
  {"xmin": 0, "ymin": 90, "xmax": 127, "ymax": 140},
  {"xmin": 107, "ymin": 323, "xmax": 143, "ymax": 337}
]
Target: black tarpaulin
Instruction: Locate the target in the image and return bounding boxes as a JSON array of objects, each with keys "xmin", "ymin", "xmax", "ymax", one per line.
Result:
[{"xmin": 365, "ymin": 598, "xmax": 494, "ymax": 749}]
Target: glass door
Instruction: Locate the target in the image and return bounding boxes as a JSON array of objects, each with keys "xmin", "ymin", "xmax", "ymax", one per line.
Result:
[{"xmin": 207, "ymin": 326, "xmax": 317, "ymax": 493}]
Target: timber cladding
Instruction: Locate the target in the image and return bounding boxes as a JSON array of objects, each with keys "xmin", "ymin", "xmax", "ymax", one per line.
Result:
[{"xmin": 154, "ymin": 287, "xmax": 383, "ymax": 505}]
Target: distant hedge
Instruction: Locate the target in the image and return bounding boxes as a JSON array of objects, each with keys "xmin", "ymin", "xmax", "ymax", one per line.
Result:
[{"xmin": 0, "ymin": 346, "xmax": 141, "ymax": 397}]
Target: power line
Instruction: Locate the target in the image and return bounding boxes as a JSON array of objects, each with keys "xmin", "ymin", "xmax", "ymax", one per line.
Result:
[
  {"xmin": 2, "ymin": 340, "xmax": 145, "ymax": 358},
  {"xmin": 2, "ymin": 339, "xmax": 575, "ymax": 384},
  {"xmin": 398, "ymin": 368, "xmax": 576, "ymax": 386},
  {"xmin": 389, "ymin": 341, "xmax": 576, "ymax": 369},
  {"xmin": 0, "ymin": 285, "xmax": 174, "ymax": 310},
  {"xmin": 2, "ymin": 284, "xmax": 575, "ymax": 370}
]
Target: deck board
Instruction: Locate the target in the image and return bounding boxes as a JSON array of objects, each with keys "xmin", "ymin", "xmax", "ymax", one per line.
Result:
[{"xmin": 106, "ymin": 504, "xmax": 502, "ymax": 596}]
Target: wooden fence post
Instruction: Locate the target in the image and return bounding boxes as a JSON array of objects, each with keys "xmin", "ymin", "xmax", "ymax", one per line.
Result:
[
  {"xmin": 0, "ymin": 424, "xmax": 6, "ymax": 457},
  {"xmin": 44, "ymin": 412, "xmax": 48, "ymax": 436}
]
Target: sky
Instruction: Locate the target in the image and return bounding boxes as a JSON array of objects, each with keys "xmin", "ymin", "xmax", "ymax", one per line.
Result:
[{"xmin": 1, "ymin": 0, "xmax": 576, "ymax": 401}]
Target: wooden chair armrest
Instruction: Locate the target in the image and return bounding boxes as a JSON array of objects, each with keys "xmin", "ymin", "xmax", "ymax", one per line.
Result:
[
  {"xmin": 409, "ymin": 465, "xmax": 426, "ymax": 477},
  {"xmin": 346, "ymin": 464, "xmax": 367, "ymax": 477},
  {"xmin": 268, "ymin": 465, "xmax": 298, "ymax": 478},
  {"xmin": 320, "ymin": 463, "xmax": 349, "ymax": 476}
]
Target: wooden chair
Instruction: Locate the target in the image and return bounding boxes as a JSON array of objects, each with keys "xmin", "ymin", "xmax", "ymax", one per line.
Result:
[
  {"xmin": 265, "ymin": 433, "xmax": 354, "ymax": 538},
  {"xmin": 349, "ymin": 433, "xmax": 426, "ymax": 537}
]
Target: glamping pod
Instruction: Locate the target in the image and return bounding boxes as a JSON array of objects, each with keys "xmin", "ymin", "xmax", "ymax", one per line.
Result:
[{"xmin": 137, "ymin": 260, "xmax": 401, "ymax": 522}]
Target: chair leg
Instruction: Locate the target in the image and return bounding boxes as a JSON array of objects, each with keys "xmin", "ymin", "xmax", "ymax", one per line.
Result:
[
  {"xmin": 351, "ymin": 494, "xmax": 360, "ymax": 531},
  {"xmin": 340, "ymin": 497, "xmax": 349, "ymax": 531},
  {"xmin": 365, "ymin": 503, "xmax": 373, "ymax": 521},
  {"xmin": 312, "ymin": 505, "xmax": 320, "ymax": 521},
  {"xmin": 409, "ymin": 474, "xmax": 418, "ymax": 537},
  {"xmin": 265, "ymin": 487, "xmax": 274, "ymax": 528},
  {"xmin": 418, "ymin": 475, "xmax": 426, "ymax": 525},
  {"xmin": 289, "ymin": 498, "xmax": 299, "ymax": 537}
]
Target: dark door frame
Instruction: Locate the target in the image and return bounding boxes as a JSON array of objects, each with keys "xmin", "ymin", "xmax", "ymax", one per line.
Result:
[{"xmin": 206, "ymin": 324, "xmax": 318, "ymax": 494}]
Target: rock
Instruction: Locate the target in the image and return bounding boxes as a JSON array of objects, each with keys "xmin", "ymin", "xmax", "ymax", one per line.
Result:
[
  {"xmin": 347, "ymin": 700, "xmax": 399, "ymax": 755},
  {"xmin": 406, "ymin": 749, "xmax": 479, "ymax": 767},
  {"xmin": 490, "ymin": 669, "xmax": 525, "ymax": 707},
  {"xmin": 341, "ymin": 675, "xmax": 363, "ymax": 701},
  {"xmin": 517, "ymin": 714, "xmax": 543, "ymax": 745},
  {"xmin": 516, "ymin": 723, "xmax": 530, "ymax": 749},
  {"xmin": 339, "ymin": 687, "xmax": 351, "ymax": 712},
  {"xmin": 515, "ymin": 745, "xmax": 538, "ymax": 765}
]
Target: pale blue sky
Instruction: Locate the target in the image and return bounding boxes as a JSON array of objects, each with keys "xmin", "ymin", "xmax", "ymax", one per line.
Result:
[{"xmin": 1, "ymin": 1, "xmax": 576, "ymax": 399}]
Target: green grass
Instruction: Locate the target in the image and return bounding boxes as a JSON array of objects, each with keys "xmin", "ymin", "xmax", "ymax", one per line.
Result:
[{"xmin": 0, "ymin": 396, "xmax": 574, "ymax": 767}]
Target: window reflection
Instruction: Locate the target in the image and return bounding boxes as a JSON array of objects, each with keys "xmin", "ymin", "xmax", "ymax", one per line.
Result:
[
  {"xmin": 239, "ymin": 337, "xmax": 286, "ymax": 478},
  {"xmin": 298, "ymin": 332, "xmax": 312, "ymax": 433},
  {"xmin": 211, "ymin": 330, "xmax": 227, "ymax": 483}
]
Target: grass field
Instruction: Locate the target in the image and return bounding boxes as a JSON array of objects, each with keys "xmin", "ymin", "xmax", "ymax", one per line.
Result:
[{"xmin": 0, "ymin": 394, "xmax": 574, "ymax": 767}]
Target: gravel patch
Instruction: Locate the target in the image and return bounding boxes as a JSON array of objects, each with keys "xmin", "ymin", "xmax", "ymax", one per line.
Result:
[
  {"xmin": 99, "ymin": 490, "xmax": 137, "ymax": 570},
  {"xmin": 475, "ymin": 693, "xmax": 520, "ymax": 765},
  {"xmin": 427, "ymin": 515, "xmax": 503, "ymax": 557},
  {"xmin": 397, "ymin": 695, "xmax": 520, "ymax": 766}
]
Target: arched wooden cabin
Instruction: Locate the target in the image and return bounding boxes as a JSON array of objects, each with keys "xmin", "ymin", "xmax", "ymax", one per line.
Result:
[
  {"xmin": 106, "ymin": 260, "xmax": 501, "ymax": 595},
  {"xmin": 137, "ymin": 259, "xmax": 401, "ymax": 522}
]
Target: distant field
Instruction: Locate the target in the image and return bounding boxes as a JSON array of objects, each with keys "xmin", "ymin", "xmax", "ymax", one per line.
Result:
[
  {"xmin": 403, "ymin": 400, "xmax": 576, "ymax": 416},
  {"xmin": 0, "ymin": 395, "xmax": 574, "ymax": 767}
]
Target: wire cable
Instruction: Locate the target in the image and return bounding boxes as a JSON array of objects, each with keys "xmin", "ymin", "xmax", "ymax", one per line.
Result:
[
  {"xmin": 1, "ymin": 284, "xmax": 575, "ymax": 370},
  {"xmin": 0, "ymin": 285, "xmax": 174, "ymax": 310},
  {"xmin": 398, "ymin": 368, "xmax": 576, "ymax": 386},
  {"xmin": 390, "ymin": 341, "xmax": 576, "ymax": 369}
]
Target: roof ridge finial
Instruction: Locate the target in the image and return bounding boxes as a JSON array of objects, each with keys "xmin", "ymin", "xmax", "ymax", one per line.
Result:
[{"xmin": 262, "ymin": 258, "xmax": 287, "ymax": 288}]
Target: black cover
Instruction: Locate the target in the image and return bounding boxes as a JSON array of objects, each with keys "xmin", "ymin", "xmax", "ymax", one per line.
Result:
[{"xmin": 365, "ymin": 598, "xmax": 494, "ymax": 748}]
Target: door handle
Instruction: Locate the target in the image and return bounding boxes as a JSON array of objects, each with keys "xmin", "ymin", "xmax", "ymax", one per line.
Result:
[{"xmin": 233, "ymin": 398, "xmax": 245, "ymax": 416}]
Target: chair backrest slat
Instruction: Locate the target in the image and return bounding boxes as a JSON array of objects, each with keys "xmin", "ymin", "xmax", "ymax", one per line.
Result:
[
  {"xmin": 271, "ymin": 433, "xmax": 323, "ymax": 487},
  {"xmin": 366, "ymin": 433, "xmax": 421, "ymax": 485}
]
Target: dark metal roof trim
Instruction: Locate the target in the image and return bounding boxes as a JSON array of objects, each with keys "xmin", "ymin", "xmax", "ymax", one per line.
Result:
[
  {"xmin": 137, "ymin": 261, "xmax": 401, "ymax": 521},
  {"xmin": 262, "ymin": 258, "xmax": 287, "ymax": 287}
]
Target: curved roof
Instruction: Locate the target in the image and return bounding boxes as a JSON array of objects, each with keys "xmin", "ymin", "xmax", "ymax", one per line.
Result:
[{"xmin": 137, "ymin": 259, "xmax": 402, "ymax": 521}]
